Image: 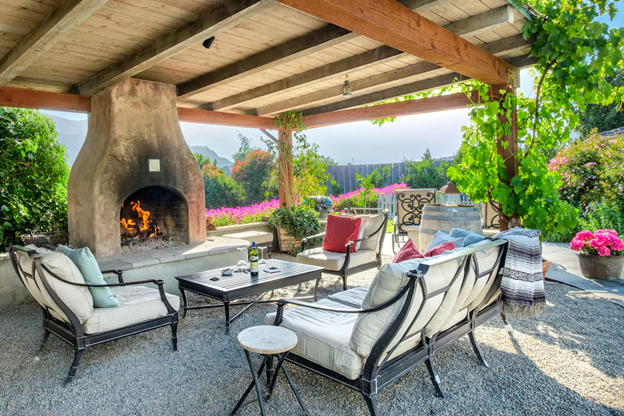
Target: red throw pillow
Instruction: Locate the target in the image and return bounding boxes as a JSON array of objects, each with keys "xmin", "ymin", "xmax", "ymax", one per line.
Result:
[
  {"xmin": 392, "ymin": 239, "xmax": 424, "ymax": 263},
  {"xmin": 423, "ymin": 241, "xmax": 455, "ymax": 257},
  {"xmin": 322, "ymin": 215, "xmax": 362, "ymax": 253}
]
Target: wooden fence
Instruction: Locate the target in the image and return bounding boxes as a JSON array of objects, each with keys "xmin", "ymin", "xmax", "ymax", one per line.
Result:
[{"xmin": 326, "ymin": 163, "xmax": 407, "ymax": 193}]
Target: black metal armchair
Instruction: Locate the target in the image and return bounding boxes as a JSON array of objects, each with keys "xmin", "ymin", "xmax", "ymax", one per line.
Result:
[
  {"xmin": 298, "ymin": 209, "xmax": 389, "ymax": 290},
  {"xmin": 9, "ymin": 245, "xmax": 179, "ymax": 385}
]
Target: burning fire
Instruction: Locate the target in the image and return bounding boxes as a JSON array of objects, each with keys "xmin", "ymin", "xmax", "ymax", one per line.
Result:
[{"xmin": 120, "ymin": 201, "xmax": 161, "ymax": 239}]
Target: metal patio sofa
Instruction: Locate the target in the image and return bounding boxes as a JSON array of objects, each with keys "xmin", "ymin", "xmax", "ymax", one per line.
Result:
[
  {"xmin": 9, "ymin": 245, "xmax": 179, "ymax": 384},
  {"xmin": 392, "ymin": 188, "xmax": 436, "ymax": 253},
  {"xmin": 266, "ymin": 239, "xmax": 518, "ymax": 415},
  {"xmin": 297, "ymin": 210, "xmax": 389, "ymax": 291}
]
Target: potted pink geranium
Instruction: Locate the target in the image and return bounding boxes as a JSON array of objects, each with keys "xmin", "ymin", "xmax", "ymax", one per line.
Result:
[{"xmin": 570, "ymin": 230, "xmax": 624, "ymax": 280}]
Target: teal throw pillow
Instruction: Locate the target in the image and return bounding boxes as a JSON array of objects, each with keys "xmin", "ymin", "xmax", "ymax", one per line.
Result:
[
  {"xmin": 449, "ymin": 227, "xmax": 486, "ymax": 247},
  {"xmin": 58, "ymin": 245, "xmax": 119, "ymax": 308}
]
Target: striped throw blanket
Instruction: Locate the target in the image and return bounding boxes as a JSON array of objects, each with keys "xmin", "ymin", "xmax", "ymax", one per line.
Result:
[{"xmin": 490, "ymin": 228, "xmax": 546, "ymax": 317}]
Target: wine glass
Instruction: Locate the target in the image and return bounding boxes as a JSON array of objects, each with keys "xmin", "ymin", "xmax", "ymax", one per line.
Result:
[
  {"xmin": 258, "ymin": 246, "xmax": 268, "ymax": 266},
  {"xmin": 236, "ymin": 247, "xmax": 249, "ymax": 272}
]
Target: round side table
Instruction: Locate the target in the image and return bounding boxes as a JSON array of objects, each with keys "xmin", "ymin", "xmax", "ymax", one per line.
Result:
[{"xmin": 231, "ymin": 325, "xmax": 308, "ymax": 416}]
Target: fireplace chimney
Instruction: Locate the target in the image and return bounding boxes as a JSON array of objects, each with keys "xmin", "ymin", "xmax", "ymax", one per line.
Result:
[{"xmin": 68, "ymin": 79, "xmax": 206, "ymax": 257}]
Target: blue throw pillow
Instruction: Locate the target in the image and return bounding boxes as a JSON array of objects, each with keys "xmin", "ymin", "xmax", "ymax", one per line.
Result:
[
  {"xmin": 426, "ymin": 231, "xmax": 464, "ymax": 252},
  {"xmin": 58, "ymin": 245, "xmax": 119, "ymax": 308},
  {"xmin": 449, "ymin": 227, "xmax": 486, "ymax": 247}
]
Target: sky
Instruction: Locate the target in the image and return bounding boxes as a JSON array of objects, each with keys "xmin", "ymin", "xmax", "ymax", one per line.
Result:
[{"xmin": 43, "ymin": 9, "xmax": 623, "ymax": 165}]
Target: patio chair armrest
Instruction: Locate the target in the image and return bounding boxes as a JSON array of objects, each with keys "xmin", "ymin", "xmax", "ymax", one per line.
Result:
[
  {"xmin": 100, "ymin": 268, "xmax": 126, "ymax": 283},
  {"xmin": 301, "ymin": 232, "xmax": 325, "ymax": 243},
  {"xmin": 40, "ymin": 264, "xmax": 177, "ymax": 314},
  {"xmin": 272, "ymin": 274, "xmax": 418, "ymax": 325}
]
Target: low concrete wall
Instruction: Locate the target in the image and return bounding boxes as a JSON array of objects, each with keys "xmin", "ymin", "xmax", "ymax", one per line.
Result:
[
  {"xmin": 0, "ymin": 238, "xmax": 248, "ymax": 308},
  {"xmin": 0, "ymin": 253, "xmax": 31, "ymax": 308}
]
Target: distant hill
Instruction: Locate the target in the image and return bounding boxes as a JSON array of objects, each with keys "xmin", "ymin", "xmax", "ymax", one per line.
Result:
[
  {"xmin": 46, "ymin": 115, "xmax": 232, "ymax": 167},
  {"xmin": 49, "ymin": 115, "xmax": 88, "ymax": 165},
  {"xmin": 189, "ymin": 145, "xmax": 232, "ymax": 168}
]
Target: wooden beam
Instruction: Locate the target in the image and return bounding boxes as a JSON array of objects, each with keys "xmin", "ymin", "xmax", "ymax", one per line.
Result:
[
  {"xmin": 254, "ymin": 34, "xmax": 528, "ymax": 116},
  {"xmin": 0, "ymin": 85, "xmax": 91, "ymax": 112},
  {"xmin": 301, "ymin": 73, "xmax": 463, "ymax": 116},
  {"xmin": 209, "ymin": 7, "xmax": 521, "ymax": 112},
  {"xmin": 176, "ymin": 107, "xmax": 275, "ymax": 129},
  {"xmin": 0, "ymin": 0, "xmax": 109, "ymax": 85},
  {"xmin": 74, "ymin": 0, "xmax": 275, "ymax": 96},
  {"xmin": 276, "ymin": 0, "xmax": 518, "ymax": 86},
  {"xmin": 207, "ymin": 46, "xmax": 402, "ymax": 111},
  {"xmin": 177, "ymin": 26, "xmax": 358, "ymax": 99},
  {"xmin": 302, "ymin": 91, "xmax": 480, "ymax": 129}
]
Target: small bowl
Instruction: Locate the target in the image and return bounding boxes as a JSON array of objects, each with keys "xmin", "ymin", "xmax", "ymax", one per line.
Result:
[{"xmin": 221, "ymin": 268, "xmax": 233, "ymax": 276}]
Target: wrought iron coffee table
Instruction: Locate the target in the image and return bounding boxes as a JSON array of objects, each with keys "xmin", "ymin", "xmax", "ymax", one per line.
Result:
[{"xmin": 175, "ymin": 260, "xmax": 323, "ymax": 332}]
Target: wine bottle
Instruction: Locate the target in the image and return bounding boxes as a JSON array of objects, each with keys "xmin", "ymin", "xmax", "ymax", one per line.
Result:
[{"xmin": 249, "ymin": 242, "xmax": 259, "ymax": 277}]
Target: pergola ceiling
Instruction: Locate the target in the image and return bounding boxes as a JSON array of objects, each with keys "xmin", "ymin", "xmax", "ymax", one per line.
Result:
[{"xmin": 0, "ymin": 0, "xmax": 534, "ymax": 118}]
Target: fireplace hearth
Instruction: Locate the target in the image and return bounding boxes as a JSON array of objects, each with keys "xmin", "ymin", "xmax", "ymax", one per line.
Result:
[{"xmin": 68, "ymin": 79, "xmax": 206, "ymax": 257}]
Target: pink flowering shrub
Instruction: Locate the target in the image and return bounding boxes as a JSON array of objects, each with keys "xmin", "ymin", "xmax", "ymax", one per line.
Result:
[
  {"xmin": 570, "ymin": 229, "xmax": 624, "ymax": 257},
  {"xmin": 206, "ymin": 183, "xmax": 408, "ymax": 226},
  {"xmin": 548, "ymin": 133, "xmax": 624, "ymax": 208}
]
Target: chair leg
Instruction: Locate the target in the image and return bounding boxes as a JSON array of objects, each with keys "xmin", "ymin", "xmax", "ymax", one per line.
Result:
[
  {"xmin": 392, "ymin": 234, "xmax": 397, "ymax": 254},
  {"xmin": 171, "ymin": 322, "xmax": 178, "ymax": 351},
  {"xmin": 425, "ymin": 358, "xmax": 447, "ymax": 398},
  {"xmin": 342, "ymin": 275, "xmax": 348, "ymax": 291},
  {"xmin": 468, "ymin": 331, "xmax": 489, "ymax": 368},
  {"xmin": 39, "ymin": 330, "xmax": 51, "ymax": 353},
  {"xmin": 363, "ymin": 394, "xmax": 379, "ymax": 416},
  {"xmin": 500, "ymin": 312, "xmax": 519, "ymax": 345},
  {"xmin": 65, "ymin": 348, "xmax": 84, "ymax": 386}
]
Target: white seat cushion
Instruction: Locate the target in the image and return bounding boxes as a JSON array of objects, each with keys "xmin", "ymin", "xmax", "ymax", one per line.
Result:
[
  {"xmin": 297, "ymin": 248, "xmax": 376, "ymax": 271},
  {"xmin": 328, "ymin": 285, "xmax": 369, "ymax": 308},
  {"xmin": 265, "ymin": 299, "xmax": 363, "ymax": 380},
  {"xmin": 82, "ymin": 285, "xmax": 179, "ymax": 334}
]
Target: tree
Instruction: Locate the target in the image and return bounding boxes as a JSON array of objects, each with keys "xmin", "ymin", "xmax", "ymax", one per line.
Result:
[
  {"xmin": 404, "ymin": 149, "xmax": 449, "ymax": 189},
  {"xmin": 0, "ymin": 108, "xmax": 70, "ymax": 246},
  {"xmin": 194, "ymin": 153, "xmax": 211, "ymax": 169},
  {"xmin": 232, "ymin": 133, "xmax": 252, "ymax": 162},
  {"xmin": 230, "ymin": 149, "xmax": 277, "ymax": 204},
  {"xmin": 201, "ymin": 161, "xmax": 245, "ymax": 209},
  {"xmin": 576, "ymin": 70, "xmax": 624, "ymax": 136}
]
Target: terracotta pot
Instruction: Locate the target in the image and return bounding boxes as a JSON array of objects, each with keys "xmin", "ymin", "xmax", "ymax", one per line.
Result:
[
  {"xmin": 578, "ymin": 253, "xmax": 624, "ymax": 280},
  {"xmin": 542, "ymin": 259, "xmax": 550, "ymax": 281}
]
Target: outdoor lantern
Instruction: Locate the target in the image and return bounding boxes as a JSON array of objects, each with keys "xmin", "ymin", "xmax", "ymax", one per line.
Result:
[
  {"xmin": 342, "ymin": 75, "xmax": 352, "ymax": 97},
  {"xmin": 437, "ymin": 181, "xmax": 464, "ymax": 206}
]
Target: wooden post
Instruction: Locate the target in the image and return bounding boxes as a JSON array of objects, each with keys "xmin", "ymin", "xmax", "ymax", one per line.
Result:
[
  {"xmin": 494, "ymin": 84, "xmax": 519, "ymax": 231},
  {"xmin": 278, "ymin": 130, "xmax": 294, "ymax": 209}
]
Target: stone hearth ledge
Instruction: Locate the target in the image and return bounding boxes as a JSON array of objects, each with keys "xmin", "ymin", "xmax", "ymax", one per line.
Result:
[{"xmin": 97, "ymin": 237, "xmax": 250, "ymax": 272}]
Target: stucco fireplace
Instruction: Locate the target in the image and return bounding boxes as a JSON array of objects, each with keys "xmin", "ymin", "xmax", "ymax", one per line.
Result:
[{"xmin": 68, "ymin": 78, "xmax": 206, "ymax": 257}]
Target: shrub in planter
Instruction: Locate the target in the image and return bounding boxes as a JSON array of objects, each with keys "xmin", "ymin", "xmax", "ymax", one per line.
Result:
[
  {"xmin": 269, "ymin": 204, "xmax": 321, "ymax": 253},
  {"xmin": 570, "ymin": 229, "xmax": 624, "ymax": 280}
]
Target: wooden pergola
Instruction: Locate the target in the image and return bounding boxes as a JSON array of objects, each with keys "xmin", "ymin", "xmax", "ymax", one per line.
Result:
[{"xmin": 0, "ymin": 0, "xmax": 535, "ymax": 216}]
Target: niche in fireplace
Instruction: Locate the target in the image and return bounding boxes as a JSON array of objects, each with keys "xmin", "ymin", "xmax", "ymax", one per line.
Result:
[{"xmin": 119, "ymin": 186, "xmax": 188, "ymax": 247}]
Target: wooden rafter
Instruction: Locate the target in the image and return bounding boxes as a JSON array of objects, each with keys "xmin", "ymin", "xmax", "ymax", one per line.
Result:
[
  {"xmin": 302, "ymin": 91, "xmax": 481, "ymax": 129},
  {"xmin": 301, "ymin": 54, "xmax": 534, "ymax": 115},
  {"xmin": 0, "ymin": 0, "xmax": 109, "ymax": 85},
  {"xmin": 210, "ymin": 6, "xmax": 522, "ymax": 112},
  {"xmin": 74, "ymin": 0, "xmax": 276, "ymax": 96},
  {"xmin": 276, "ymin": 0, "xmax": 518, "ymax": 86},
  {"xmin": 255, "ymin": 34, "xmax": 528, "ymax": 116},
  {"xmin": 177, "ymin": 25, "xmax": 357, "ymax": 99}
]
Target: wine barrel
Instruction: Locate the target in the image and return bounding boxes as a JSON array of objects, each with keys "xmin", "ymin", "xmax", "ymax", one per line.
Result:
[{"xmin": 419, "ymin": 205, "xmax": 482, "ymax": 250}]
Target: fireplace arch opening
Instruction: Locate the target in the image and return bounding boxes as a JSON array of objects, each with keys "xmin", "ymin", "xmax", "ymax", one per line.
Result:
[{"xmin": 119, "ymin": 186, "xmax": 188, "ymax": 247}]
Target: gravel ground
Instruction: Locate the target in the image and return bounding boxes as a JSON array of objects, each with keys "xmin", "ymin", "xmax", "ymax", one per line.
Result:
[{"xmin": 1, "ymin": 252, "xmax": 623, "ymax": 416}]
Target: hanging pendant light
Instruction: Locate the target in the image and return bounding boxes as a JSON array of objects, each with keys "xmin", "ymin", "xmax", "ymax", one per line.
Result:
[{"xmin": 342, "ymin": 74, "xmax": 352, "ymax": 97}]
